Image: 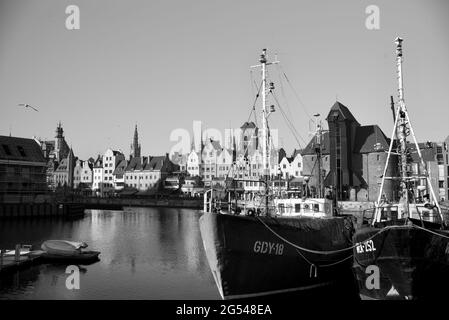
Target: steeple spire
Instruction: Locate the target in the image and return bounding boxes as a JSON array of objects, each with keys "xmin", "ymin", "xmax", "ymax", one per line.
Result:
[{"xmin": 130, "ymin": 124, "xmax": 141, "ymax": 159}]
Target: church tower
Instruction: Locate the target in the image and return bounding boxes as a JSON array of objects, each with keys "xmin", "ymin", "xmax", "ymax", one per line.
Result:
[
  {"xmin": 130, "ymin": 125, "xmax": 141, "ymax": 159},
  {"xmin": 54, "ymin": 122, "xmax": 69, "ymax": 162}
]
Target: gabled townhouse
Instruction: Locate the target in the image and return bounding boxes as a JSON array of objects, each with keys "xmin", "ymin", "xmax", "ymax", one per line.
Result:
[
  {"xmin": 201, "ymin": 139, "xmax": 222, "ymax": 184},
  {"xmin": 216, "ymin": 148, "xmax": 233, "ymax": 178},
  {"xmin": 102, "ymin": 149, "xmax": 125, "ymax": 195},
  {"xmin": 92, "ymin": 156, "xmax": 104, "ymax": 195},
  {"xmin": 187, "ymin": 150, "xmax": 201, "ymax": 177}
]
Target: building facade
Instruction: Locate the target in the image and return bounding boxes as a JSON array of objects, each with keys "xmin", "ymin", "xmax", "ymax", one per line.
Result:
[
  {"xmin": 102, "ymin": 149, "xmax": 125, "ymax": 195},
  {"xmin": 0, "ymin": 136, "xmax": 47, "ymax": 202},
  {"xmin": 124, "ymin": 154, "xmax": 178, "ymax": 191}
]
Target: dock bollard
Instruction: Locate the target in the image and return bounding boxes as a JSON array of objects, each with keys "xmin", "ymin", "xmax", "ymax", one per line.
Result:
[{"xmin": 15, "ymin": 244, "xmax": 20, "ymax": 263}]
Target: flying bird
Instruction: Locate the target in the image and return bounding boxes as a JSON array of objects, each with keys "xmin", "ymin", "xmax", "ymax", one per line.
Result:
[{"xmin": 18, "ymin": 103, "xmax": 39, "ymax": 112}]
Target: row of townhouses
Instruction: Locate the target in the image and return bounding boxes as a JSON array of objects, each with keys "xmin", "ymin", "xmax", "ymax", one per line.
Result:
[{"xmin": 27, "ymin": 101, "xmax": 449, "ymax": 201}]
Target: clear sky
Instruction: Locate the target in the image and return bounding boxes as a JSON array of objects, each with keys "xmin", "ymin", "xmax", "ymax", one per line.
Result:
[{"xmin": 1, "ymin": 0, "xmax": 448, "ymax": 160}]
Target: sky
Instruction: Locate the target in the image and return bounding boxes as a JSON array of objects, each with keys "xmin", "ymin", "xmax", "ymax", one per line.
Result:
[{"xmin": 0, "ymin": 0, "xmax": 448, "ymax": 160}]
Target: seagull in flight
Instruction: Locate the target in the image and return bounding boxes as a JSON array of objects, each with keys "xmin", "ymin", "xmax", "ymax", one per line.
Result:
[{"xmin": 18, "ymin": 103, "xmax": 39, "ymax": 112}]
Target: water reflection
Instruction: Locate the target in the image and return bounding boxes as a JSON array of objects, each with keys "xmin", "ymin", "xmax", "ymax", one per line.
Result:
[{"xmin": 0, "ymin": 208, "xmax": 219, "ymax": 299}]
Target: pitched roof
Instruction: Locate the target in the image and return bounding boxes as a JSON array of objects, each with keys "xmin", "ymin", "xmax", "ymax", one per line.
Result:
[
  {"xmin": 144, "ymin": 156, "xmax": 166, "ymax": 171},
  {"xmin": 112, "ymin": 150, "xmax": 123, "ymax": 156},
  {"xmin": 326, "ymin": 101, "xmax": 360, "ymax": 125},
  {"xmin": 0, "ymin": 135, "xmax": 45, "ymax": 163},
  {"xmin": 353, "ymin": 125, "xmax": 390, "ymax": 153},
  {"xmin": 113, "ymin": 159, "xmax": 128, "ymax": 175},
  {"xmin": 240, "ymin": 122, "xmax": 257, "ymax": 130},
  {"xmin": 301, "ymin": 131, "xmax": 330, "ymax": 155},
  {"xmin": 93, "ymin": 155, "xmax": 103, "ymax": 168},
  {"xmin": 55, "ymin": 158, "xmax": 69, "ymax": 172},
  {"xmin": 125, "ymin": 156, "xmax": 143, "ymax": 171},
  {"xmin": 291, "ymin": 149, "xmax": 302, "ymax": 158}
]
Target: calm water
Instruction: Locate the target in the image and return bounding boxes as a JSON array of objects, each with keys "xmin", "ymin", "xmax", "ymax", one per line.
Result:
[{"xmin": 0, "ymin": 208, "xmax": 220, "ymax": 300}]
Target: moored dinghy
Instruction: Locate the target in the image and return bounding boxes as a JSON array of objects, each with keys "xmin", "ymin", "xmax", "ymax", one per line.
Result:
[{"xmin": 41, "ymin": 240, "xmax": 100, "ymax": 263}]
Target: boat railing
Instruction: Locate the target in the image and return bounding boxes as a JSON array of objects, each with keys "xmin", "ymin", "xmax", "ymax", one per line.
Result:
[{"xmin": 362, "ymin": 205, "xmax": 400, "ymax": 225}]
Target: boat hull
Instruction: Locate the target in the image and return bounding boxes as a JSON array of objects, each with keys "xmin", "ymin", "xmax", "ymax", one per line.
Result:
[
  {"xmin": 199, "ymin": 212, "xmax": 358, "ymax": 300},
  {"xmin": 352, "ymin": 221, "xmax": 449, "ymax": 300},
  {"xmin": 41, "ymin": 251, "xmax": 100, "ymax": 264}
]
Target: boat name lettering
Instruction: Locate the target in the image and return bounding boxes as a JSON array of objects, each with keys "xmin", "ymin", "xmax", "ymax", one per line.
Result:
[
  {"xmin": 253, "ymin": 241, "xmax": 284, "ymax": 255},
  {"xmin": 356, "ymin": 240, "xmax": 376, "ymax": 254}
]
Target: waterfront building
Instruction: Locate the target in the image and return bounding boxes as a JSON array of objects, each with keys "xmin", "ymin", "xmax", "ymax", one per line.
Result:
[
  {"xmin": 73, "ymin": 159, "xmax": 94, "ymax": 193},
  {"xmin": 181, "ymin": 176, "xmax": 204, "ymax": 196},
  {"xmin": 34, "ymin": 122, "xmax": 72, "ymax": 190},
  {"xmin": 171, "ymin": 151, "xmax": 188, "ymax": 173},
  {"xmin": 201, "ymin": 139, "xmax": 222, "ymax": 184},
  {"xmin": 130, "ymin": 125, "xmax": 141, "ymax": 159},
  {"xmin": 163, "ymin": 175, "xmax": 185, "ymax": 190},
  {"xmin": 45, "ymin": 159, "xmax": 58, "ymax": 190},
  {"xmin": 289, "ymin": 149, "xmax": 304, "ymax": 178},
  {"xmin": 279, "ymin": 156, "xmax": 291, "ymax": 179},
  {"xmin": 408, "ymin": 142, "xmax": 442, "ymax": 202},
  {"xmin": 53, "ymin": 148, "xmax": 76, "ymax": 189},
  {"xmin": 301, "ymin": 131, "xmax": 330, "ymax": 197},
  {"xmin": 0, "ymin": 135, "xmax": 47, "ymax": 202},
  {"xmin": 113, "ymin": 159, "xmax": 128, "ymax": 191},
  {"xmin": 81, "ymin": 159, "xmax": 94, "ymax": 189},
  {"xmin": 53, "ymin": 122, "xmax": 70, "ymax": 162},
  {"xmin": 216, "ymin": 148, "xmax": 233, "ymax": 178},
  {"xmin": 102, "ymin": 149, "xmax": 125, "ymax": 195},
  {"xmin": 187, "ymin": 150, "xmax": 201, "ymax": 177},
  {"xmin": 73, "ymin": 159, "xmax": 83, "ymax": 189},
  {"xmin": 92, "ymin": 156, "xmax": 104, "ymax": 195},
  {"xmin": 124, "ymin": 154, "xmax": 178, "ymax": 191},
  {"xmin": 248, "ymin": 149, "xmax": 263, "ymax": 179},
  {"xmin": 124, "ymin": 156, "xmax": 145, "ymax": 189},
  {"xmin": 269, "ymin": 148, "xmax": 287, "ymax": 178},
  {"xmin": 301, "ymin": 101, "xmax": 398, "ymax": 201}
]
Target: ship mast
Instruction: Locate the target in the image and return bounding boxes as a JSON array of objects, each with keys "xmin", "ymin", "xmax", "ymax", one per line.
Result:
[
  {"xmin": 373, "ymin": 37, "xmax": 443, "ymax": 224},
  {"xmin": 251, "ymin": 49, "xmax": 279, "ymax": 215},
  {"xmin": 313, "ymin": 114, "xmax": 323, "ymax": 198}
]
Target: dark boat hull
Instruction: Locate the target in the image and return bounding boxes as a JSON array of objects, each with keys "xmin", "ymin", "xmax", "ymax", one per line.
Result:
[
  {"xmin": 352, "ymin": 221, "xmax": 449, "ymax": 300},
  {"xmin": 42, "ymin": 251, "xmax": 100, "ymax": 264},
  {"xmin": 199, "ymin": 212, "xmax": 358, "ymax": 300}
]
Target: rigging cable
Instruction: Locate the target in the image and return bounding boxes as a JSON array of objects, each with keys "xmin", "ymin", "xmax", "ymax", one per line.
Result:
[
  {"xmin": 271, "ymin": 91, "xmax": 307, "ymax": 148},
  {"xmin": 278, "ymin": 65, "xmax": 313, "ymax": 121}
]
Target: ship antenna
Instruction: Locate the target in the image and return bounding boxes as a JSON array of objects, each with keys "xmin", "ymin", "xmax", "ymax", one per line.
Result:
[
  {"xmin": 251, "ymin": 49, "xmax": 279, "ymax": 216},
  {"xmin": 373, "ymin": 37, "xmax": 443, "ymax": 225}
]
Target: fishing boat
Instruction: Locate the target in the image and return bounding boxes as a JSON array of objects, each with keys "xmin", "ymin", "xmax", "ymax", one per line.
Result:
[
  {"xmin": 199, "ymin": 49, "xmax": 358, "ymax": 300},
  {"xmin": 352, "ymin": 37, "xmax": 449, "ymax": 300},
  {"xmin": 41, "ymin": 240, "xmax": 100, "ymax": 263}
]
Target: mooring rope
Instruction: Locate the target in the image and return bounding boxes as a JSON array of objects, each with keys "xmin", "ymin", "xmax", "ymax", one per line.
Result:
[
  {"xmin": 255, "ymin": 216, "xmax": 449, "ymax": 255},
  {"xmin": 412, "ymin": 224, "xmax": 449, "ymax": 239}
]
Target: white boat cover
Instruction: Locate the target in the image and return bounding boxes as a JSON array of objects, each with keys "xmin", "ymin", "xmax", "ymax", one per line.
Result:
[{"xmin": 41, "ymin": 240, "xmax": 88, "ymax": 255}]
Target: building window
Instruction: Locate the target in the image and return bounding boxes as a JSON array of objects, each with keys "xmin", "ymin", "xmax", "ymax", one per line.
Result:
[
  {"xmin": 2, "ymin": 144, "xmax": 12, "ymax": 156},
  {"xmin": 17, "ymin": 146, "xmax": 27, "ymax": 157}
]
